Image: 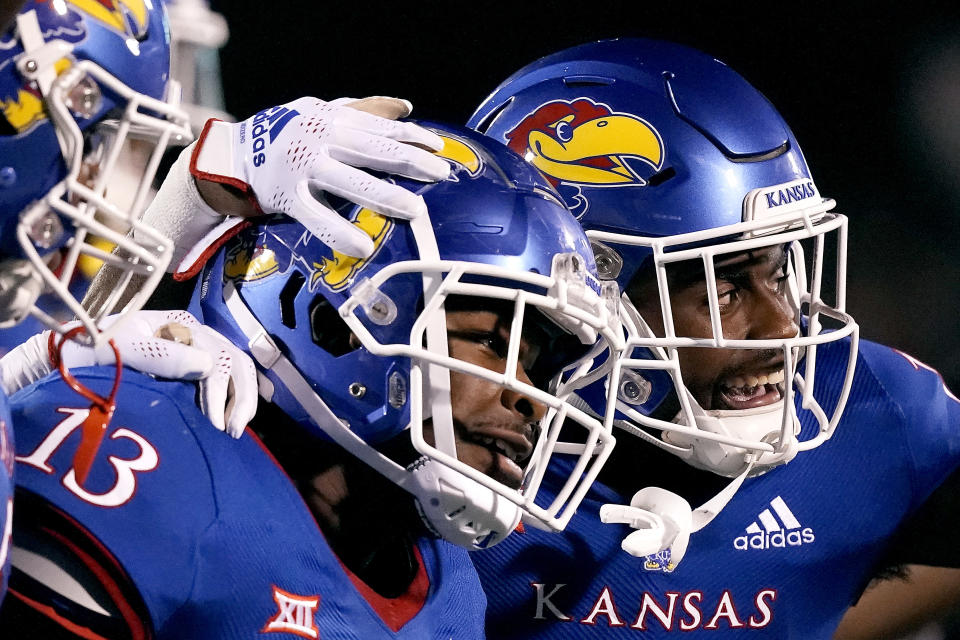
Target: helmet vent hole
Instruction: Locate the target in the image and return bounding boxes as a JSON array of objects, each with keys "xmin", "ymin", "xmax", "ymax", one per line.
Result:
[
  {"xmin": 279, "ymin": 272, "xmax": 306, "ymax": 328},
  {"xmin": 309, "ymin": 295, "xmax": 357, "ymax": 357},
  {"xmin": 0, "ymin": 115, "xmax": 16, "ymax": 136},
  {"xmin": 647, "ymin": 166, "xmax": 677, "ymax": 187},
  {"xmin": 562, "ymin": 75, "xmax": 615, "ymax": 87},
  {"xmin": 472, "ymin": 97, "xmax": 514, "ymax": 135}
]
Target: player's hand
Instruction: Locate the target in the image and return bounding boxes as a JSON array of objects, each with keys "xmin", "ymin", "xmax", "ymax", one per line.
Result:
[
  {"xmin": 190, "ymin": 95, "xmax": 449, "ymax": 258},
  {"xmin": 0, "ymin": 310, "xmax": 257, "ymax": 438}
]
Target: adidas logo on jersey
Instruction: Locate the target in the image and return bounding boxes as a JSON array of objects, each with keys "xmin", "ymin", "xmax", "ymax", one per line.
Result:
[{"xmin": 733, "ymin": 496, "xmax": 815, "ymax": 551}]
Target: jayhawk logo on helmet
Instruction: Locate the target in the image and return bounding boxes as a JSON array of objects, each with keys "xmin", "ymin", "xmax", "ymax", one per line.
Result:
[
  {"xmin": 224, "ymin": 211, "xmax": 396, "ymax": 295},
  {"xmin": 504, "ymin": 98, "xmax": 664, "ymax": 216},
  {"xmin": 311, "ymin": 208, "xmax": 393, "ymax": 292},
  {"xmin": 225, "ymin": 132, "xmax": 489, "ymax": 293},
  {"xmin": 432, "ymin": 132, "xmax": 483, "ymax": 177},
  {"xmin": 311, "ymin": 133, "xmax": 485, "ymax": 291}
]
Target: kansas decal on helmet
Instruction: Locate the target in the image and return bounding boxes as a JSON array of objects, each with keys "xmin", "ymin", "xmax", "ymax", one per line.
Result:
[{"xmin": 504, "ymin": 98, "xmax": 664, "ymax": 216}]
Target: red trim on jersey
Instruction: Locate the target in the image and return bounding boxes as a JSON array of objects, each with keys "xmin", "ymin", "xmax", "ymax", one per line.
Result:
[
  {"xmin": 246, "ymin": 432, "xmax": 431, "ymax": 631},
  {"xmin": 44, "ymin": 526, "xmax": 149, "ymax": 640},
  {"xmin": 341, "ymin": 545, "xmax": 429, "ymax": 632},
  {"xmin": 246, "ymin": 428, "xmax": 289, "ymax": 472},
  {"xmin": 39, "ymin": 520, "xmax": 150, "ymax": 640},
  {"xmin": 171, "ymin": 219, "xmax": 252, "ymax": 282},
  {"xmin": 8, "ymin": 587, "xmax": 110, "ymax": 640},
  {"xmin": 46, "ymin": 504, "xmax": 130, "ymax": 579}
]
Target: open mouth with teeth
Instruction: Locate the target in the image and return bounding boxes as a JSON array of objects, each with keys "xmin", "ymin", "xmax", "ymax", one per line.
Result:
[
  {"xmin": 715, "ymin": 369, "xmax": 787, "ymax": 411},
  {"xmin": 459, "ymin": 428, "xmax": 534, "ymax": 491}
]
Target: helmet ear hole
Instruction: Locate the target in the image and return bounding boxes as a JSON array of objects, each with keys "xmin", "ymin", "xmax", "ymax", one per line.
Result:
[
  {"xmin": 279, "ymin": 272, "xmax": 306, "ymax": 328},
  {"xmin": 0, "ymin": 114, "xmax": 15, "ymax": 136},
  {"xmin": 647, "ymin": 166, "xmax": 677, "ymax": 187},
  {"xmin": 309, "ymin": 295, "xmax": 357, "ymax": 357}
]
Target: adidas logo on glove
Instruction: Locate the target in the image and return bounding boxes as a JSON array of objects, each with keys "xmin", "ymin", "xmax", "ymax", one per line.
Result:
[{"xmin": 733, "ymin": 496, "xmax": 815, "ymax": 551}]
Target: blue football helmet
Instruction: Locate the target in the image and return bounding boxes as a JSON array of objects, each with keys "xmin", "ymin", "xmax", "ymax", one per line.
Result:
[
  {"xmin": 0, "ymin": 1, "xmax": 192, "ymax": 342},
  {"xmin": 197, "ymin": 122, "xmax": 624, "ymax": 550},
  {"xmin": 469, "ymin": 38, "xmax": 859, "ymax": 479}
]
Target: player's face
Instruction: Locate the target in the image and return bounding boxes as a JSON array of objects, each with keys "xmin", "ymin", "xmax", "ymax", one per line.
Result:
[
  {"xmin": 630, "ymin": 244, "xmax": 798, "ymax": 411},
  {"xmin": 422, "ymin": 309, "xmax": 545, "ymax": 491}
]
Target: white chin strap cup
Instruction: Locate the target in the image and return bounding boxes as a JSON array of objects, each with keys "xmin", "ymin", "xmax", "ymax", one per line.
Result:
[
  {"xmin": 407, "ymin": 457, "xmax": 522, "ymax": 551},
  {"xmin": 600, "ymin": 487, "xmax": 693, "ymax": 564},
  {"xmin": 600, "ymin": 459, "xmax": 756, "ymax": 568}
]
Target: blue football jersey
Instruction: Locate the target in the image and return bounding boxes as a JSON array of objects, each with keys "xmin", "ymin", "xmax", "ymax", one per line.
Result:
[
  {"xmin": 473, "ymin": 337, "xmax": 960, "ymax": 638},
  {"xmin": 10, "ymin": 368, "xmax": 486, "ymax": 639},
  {"xmin": 0, "ymin": 390, "xmax": 12, "ymax": 602}
]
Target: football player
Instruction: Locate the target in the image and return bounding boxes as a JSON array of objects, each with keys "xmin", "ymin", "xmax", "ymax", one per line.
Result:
[
  {"xmin": 464, "ymin": 38, "xmax": 960, "ymax": 638},
  {"xmin": 0, "ymin": 0, "xmax": 448, "ymax": 613},
  {"xmin": 0, "ymin": 122, "xmax": 624, "ymax": 638},
  {"xmin": 0, "ymin": 0, "xmax": 200, "ymax": 606}
]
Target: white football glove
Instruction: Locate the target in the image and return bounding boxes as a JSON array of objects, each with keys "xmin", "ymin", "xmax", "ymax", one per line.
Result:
[
  {"xmin": 0, "ymin": 310, "xmax": 257, "ymax": 438},
  {"xmin": 190, "ymin": 95, "xmax": 449, "ymax": 258}
]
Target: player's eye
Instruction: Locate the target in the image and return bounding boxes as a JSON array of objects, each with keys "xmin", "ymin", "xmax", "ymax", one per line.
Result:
[
  {"xmin": 451, "ymin": 330, "xmax": 509, "ymax": 359},
  {"xmin": 555, "ymin": 121, "xmax": 573, "ymax": 142},
  {"xmin": 768, "ymin": 265, "xmax": 791, "ymax": 293},
  {"xmin": 716, "ymin": 285, "xmax": 738, "ymax": 310}
]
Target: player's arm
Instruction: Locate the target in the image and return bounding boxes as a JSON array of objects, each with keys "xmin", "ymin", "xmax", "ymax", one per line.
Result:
[
  {"xmin": 881, "ymin": 464, "xmax": 960, "ymax": 567},
  {"xmin": 82, "ymin": 95, "xmax": 446, "ymax": 317},
  {"xmin": 875, "ymin": 349, "xmax": 960, "ymax": 569},
  {"xmin": 0, "ymin": 309, "xmax": 258, "ymax": 437},
  {"xmin": 83, "ymin": 95, "xmax": 447, "ymax": 309},
  {"xmin": 834, "ymin": 348, "xmax": 960, "ymax": 639},
  {"xmin": 834, "ymin": 469, "xmax": 960, "ymax": 638},
  {"xmin": 832, "ymin": 565, "xmax": 960, "ymax": 640}
]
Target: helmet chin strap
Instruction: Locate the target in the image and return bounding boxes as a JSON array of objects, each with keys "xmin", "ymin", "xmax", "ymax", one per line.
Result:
[
  {"xmin": 599, "ymin": 457, "xmax": 756, "ymax": 568},
  {"xmin": 663, "ymin": 398, "xmax": 800, "ymax": 477}
]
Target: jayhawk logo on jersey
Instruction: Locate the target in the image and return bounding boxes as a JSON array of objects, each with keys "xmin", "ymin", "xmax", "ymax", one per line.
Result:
[
  {"xmin": 644, "ymin": 547, "xmax": 676, "ymax": 573},
  {"xmin": 504, "ymin": 98, "xmax": 664, "ymax": 217}
]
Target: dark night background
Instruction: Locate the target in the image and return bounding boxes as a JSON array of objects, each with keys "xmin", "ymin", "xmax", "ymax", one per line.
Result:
[{"xmin": 209, "ymin": 0, "xmax": 960, "ymax": 393}]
